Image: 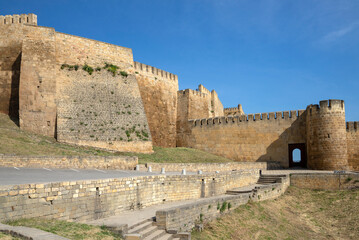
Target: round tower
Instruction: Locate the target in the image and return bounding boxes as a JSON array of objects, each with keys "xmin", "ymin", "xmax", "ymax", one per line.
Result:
[{"xmin": 306, "ymin": 99, "xmax": 348, "ymax": 170}]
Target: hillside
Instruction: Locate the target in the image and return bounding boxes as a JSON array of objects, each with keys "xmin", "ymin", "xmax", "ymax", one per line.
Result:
[
  {"xmin": 192, "ymin": 187, "xmax": 359, "ymax": 240},
  {"xmin": 0, "ymin": 113, "xmax": 231, "ymax": 164}
]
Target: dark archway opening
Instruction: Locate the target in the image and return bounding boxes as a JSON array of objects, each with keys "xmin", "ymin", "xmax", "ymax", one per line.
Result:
[{"xmin": 288, "ymin": 143, "xmax": 307, "ymax": 168}]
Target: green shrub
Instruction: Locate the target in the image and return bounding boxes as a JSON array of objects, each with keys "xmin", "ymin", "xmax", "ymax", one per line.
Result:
[
  {"xmin": 141, "ymin": 130, "xmax": 149, "ymax": 138},
  {"xmin": 120, "ymin": 71, "xmax": 128, "ymax": 77},
  {"xmin": 220, "ymin": 202, "xmax": 227, "ymax": 213},
  {"xmin": 104, "ymin": 62, "xmax": 119, "ymax": 76},
  {"xmin": 345, "ymin": 177, "xmax": 352, "ymax": 183},
  {"xmin": 82, "ymin": 64, "xmax": 94, "ymax": 75}
]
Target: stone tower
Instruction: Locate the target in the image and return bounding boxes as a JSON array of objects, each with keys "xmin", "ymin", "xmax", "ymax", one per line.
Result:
[{"xmin": 306, "ymin": 99, "xmax": 348, "ymax": 170}]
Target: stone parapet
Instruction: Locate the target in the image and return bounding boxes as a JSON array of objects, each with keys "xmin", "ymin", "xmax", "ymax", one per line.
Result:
[
  {"xmin": 146, "ymin": 162, "xmax": 267, "ymax": 172},
  {"xmin": 0, "ymin": 170, "xmax": 260, "ymax": 222},
  {"xmin": 0, "ymin": 155, "xmax": 138, "ymax": 170},
  {"xmin": 156, "ymin": 175, "xmax": 289, "ymax": 232},
  {"xmin": 290, "ymin": 172, "xmax": 359, "ymax": 190}
]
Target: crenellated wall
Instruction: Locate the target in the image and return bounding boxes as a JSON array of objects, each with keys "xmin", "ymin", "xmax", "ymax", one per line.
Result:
[
  {"xmin": 0, "ymin": 14, "xmax": 37, "ymax": 26},
  {"xmin": 134, "ymin": 61, "xmax": 178, "ymax": 147},
  {"xmin": 182, "ymin": 110, "xmax": 306, "ymax": 167},
  {"xmin": 1, "ymin": 13, "xmax": 359, "ymax": 169},
  {"xmin": 0, "ymin": 15, "xmax": 38, "ymax": 122},
  {"xmin": 0, "ymin": 14, "xmax": 153, "ymax": 152},
  {"xmin": 0, "ymin": 23, "xmax": 40, "ymax": 120},
  {"xmin": 346, "ymin": 121, "xmax": 359, "ymax": 170},
  {"xmin": 176, "ymin": 85, "xmax": 224, "ymax": 147},
  {"xmin": 224, "ymin": 104, "xmax": 245, "ymax": 116}
]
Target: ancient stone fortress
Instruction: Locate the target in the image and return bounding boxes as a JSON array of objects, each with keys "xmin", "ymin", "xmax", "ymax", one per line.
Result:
[{"xmin": 0, "ymin": 14, "xmax": 358, "ymax": 170}]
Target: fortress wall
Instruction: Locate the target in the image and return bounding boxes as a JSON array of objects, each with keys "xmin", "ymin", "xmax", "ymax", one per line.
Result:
[
  {"xmin": 176, "ymin": 90, "xmax": 191, "ymax": 147},
  {"xmin": 134, "ymin": 61, "xmax": 178, "ymax": 147},
  {"xmin": 176, "ymin": 85, "xmax": 224, "ymax": 147},
  {"xmin": 347, "ymin": 122, "xmax": 359, "ymax": 170},
  {"xmin": 19, "ymin": 27, "xmax": 57, "ymax": 137},
  {"xmin": 145, "ymin": 162, "xmax": 267, "ymax": 172},
  {"xmin": 55, "ymin": 32, "xmax": 133, "ymax": 71},
  {"xmin": 211, "ymin": 90, "xmax": 224, "ymax": 116},
  {"xmin": 184, "ymin": 110, "xmax": 306, "ymax": 167},
  {"xmin": 224, "ymin": 104, "xmax": 245, "ymax": 116},
  {"xmin": 291, "ymin": 173, "xmax": 359, "ymax": 190},
  {"xmin": 176, "ymin": 89, "xmax": 211, "ymax": 147},
  {"xmin": 0, "ymin": 24, "xmax": 28, "ymax": 118},
  {"xmin": 0, "ymin": 14, "xmax": 37, "ymax": 26},
  {"xmin": 56, "ymin": 70, "xmax": 153, "ymax": 153},
  {"xmin": 54, "ymin": 31, "xmax": 153, "ymax": 152},
  {"xmin": 306, "ymin": 100, "xmax": 348, "ymax": 170},
  {"xmin": 0, "ymin": 155, "xmax": 137, "ymax": 170},
  {"xmin": 0, "ymin": 170, "xmax": 259, "ymax": 222}
]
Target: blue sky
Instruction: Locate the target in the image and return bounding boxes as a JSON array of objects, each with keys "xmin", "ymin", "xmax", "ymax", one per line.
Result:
[{"xmin": 2, "ymin": 0, "xmax": 359, "ymax": 121}]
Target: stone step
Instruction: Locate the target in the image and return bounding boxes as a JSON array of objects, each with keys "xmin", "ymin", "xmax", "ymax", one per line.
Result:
[
  {"xmin": 259, "ymin": 177, "xmax": 279, "ymax": 180},
  {"xmin": 257, "ymin": 182, "xmax": 275, "ymax": 185},
  {"xmin": 128, "ymin": 221, "xmax": 153, "ymax": 234},
  {"xmin": 139, "ymin": 225, "xmax": 158, "ymax": 239},
  {"xmin": 261, "ymin": 174, "xmax": 286, "ymax": 178},
  {"xmin": 226, "ymin": 190, "xmax": 252, "ymax": 195},
  {"xmin": 143, "ymin": 229, "xmax": 167, "ymax": 240},
  {"xmin": 128, "ymin": 218, "xmax": 153, "ymax": 231},
  {"xmin": 157, "ymin": 233, "xmax": 176, "ymax": 240}
]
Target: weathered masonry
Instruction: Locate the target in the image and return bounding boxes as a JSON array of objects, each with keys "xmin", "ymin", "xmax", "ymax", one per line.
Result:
[
  {"xmin": 0, "ymin": 170, "xmax": 260, "ymax": 222},
  {"xmin": 0, "ymin": 13, "xmax": 178, "ymax": 152},
  {"xmin": 1, "ymin": 13, "xmax": 358, "ymax": 170},
  {"xmin": 179, "ymin": 99, "xmax": 358, "ymax": 171}
]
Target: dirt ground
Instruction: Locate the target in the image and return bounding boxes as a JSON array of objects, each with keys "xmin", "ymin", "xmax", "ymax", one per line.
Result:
[{"xmin": 192, "ymin": 186, "xmax": 359, "ymax": 240}]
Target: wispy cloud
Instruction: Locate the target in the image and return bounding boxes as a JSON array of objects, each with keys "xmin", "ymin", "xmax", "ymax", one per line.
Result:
[{"xmin": 321, "ymin": 21, "xmax": 359, "ymax": 42}]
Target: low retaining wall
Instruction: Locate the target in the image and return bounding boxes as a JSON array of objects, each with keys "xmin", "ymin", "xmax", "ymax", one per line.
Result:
[
  {"xmin": 146, "ymin": 162, "xmax": 267, "ymax": 172},
  {"xmin": 0, "ymin": 170, "xmax": 259, "ymax": 222},
  {"xmin": 0, "ymin": 155, "xmax": 138, "ymax": 170},
  {"xmin": 156, "ymin": 175, "xmax": 289, "ymax": 232},
  {"xmin": 290, "ymin": 173, "xmax": 359, "ymax": 190}
]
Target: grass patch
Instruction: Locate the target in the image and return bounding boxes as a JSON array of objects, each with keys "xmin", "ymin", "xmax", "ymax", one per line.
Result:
[
  {"xmin": 0, "ymin": 113, "xmax": 115, "ymax": 156},
  {"xmin": 5, "ymin": 218, "xmax": 122, "ymax": 240},
  {"xmin": 0, "ymin": 232, "xmax": 21, "ymax": 239},
  {"xmin": 120, "ymin": 146, "xmax": 232, "ymax": 164},
  {"xmin": 192, "ymin": 187, "xmax": 359, "ymax": 240},
  {"xmin": 0, "ymin": 113, "xmax": 233, "ymax": 163}
]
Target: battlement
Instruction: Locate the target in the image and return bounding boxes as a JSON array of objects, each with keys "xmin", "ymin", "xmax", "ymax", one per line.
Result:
[
  {"xmin": 134, "ymin": 61, "xmax": 178, "ymax": 81},
  {"xmin": 178, "ymin": 89, "xmax": 209, "ymax": 98},
  {"xmin": 307, "ymin": 99, "xmax": 345, "ymax": 115},
  {"xmin": 224, "ymin": 104, "xmax": 243, "ymax": 113},
  {"xmin": 189, "ymin": 109, "xmax": 306, "ymax": 127},
  {"xmin": 0, "ymin": 14, "xmax": 37, "ymax": 25},
  {"xmin": 198, "ymin": 84, "xmax": 211, "ymax": 95},
  {"xmin": 346, "ymin": 122, "xmax": 358, "ymax": 132}
]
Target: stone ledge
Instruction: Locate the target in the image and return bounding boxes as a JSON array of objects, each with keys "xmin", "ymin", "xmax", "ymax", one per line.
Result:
[
  {"xmin": 0, "ymin": 155, "xmax": 138, "ymax": 170},
  {"xmin": 0, "ymin": 223, "xmax": 69, "ymax": 240}
]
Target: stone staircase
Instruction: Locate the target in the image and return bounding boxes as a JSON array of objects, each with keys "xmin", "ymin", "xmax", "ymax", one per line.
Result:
[
  {"xmin": 225, "ymin": 174, "xmax": 287, "ymax": 195},
  {"xmin": 257, "ymin": 174, "xmax": 286, "ymax": 185},
  {"xmin": 125, "ymin": 218, "xmax": 180, "ymax": 240}
]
